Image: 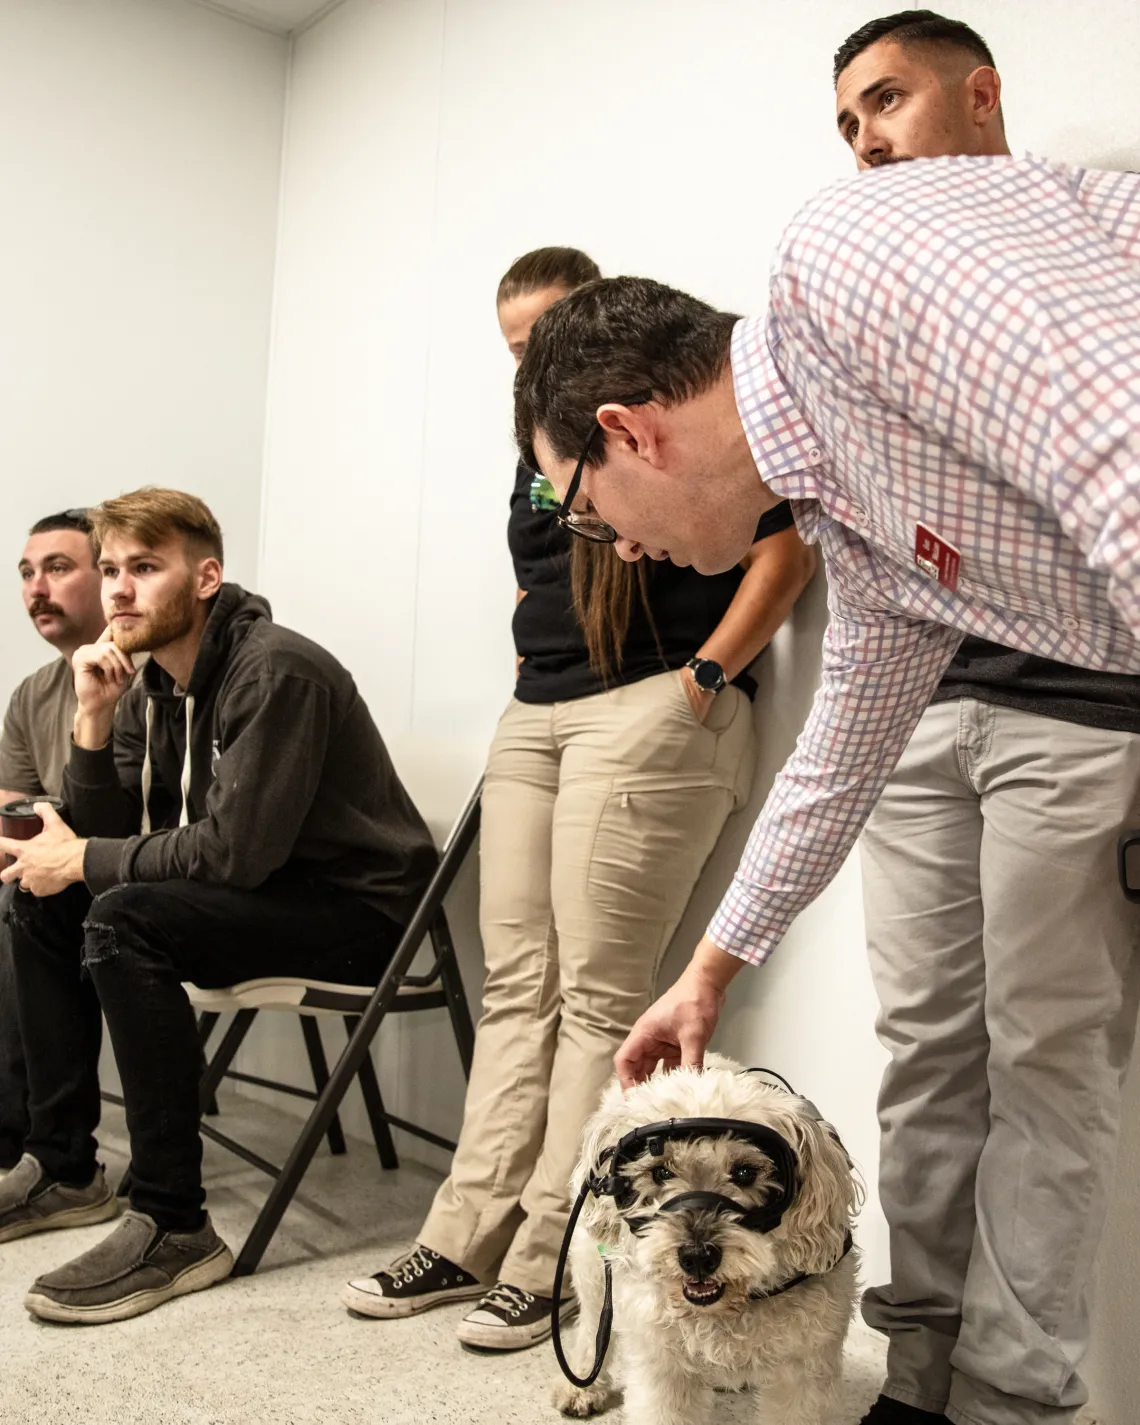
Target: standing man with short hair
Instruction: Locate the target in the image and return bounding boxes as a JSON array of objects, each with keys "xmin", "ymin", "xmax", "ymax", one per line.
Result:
[
  {"xmin": 0, "ymin": 487, "xmax": 437, "ymax": 1323},
  {"xmin": 0, "ymin": 510, "xmax": 105, "ymax": 1171},
  {"xmin": 515, "ymin": 120, "xmax": 1140, "ymax": 1425},
  {"xmin": 830, "ymin": 13, "xmax": 1140, "ymax": 1425}
]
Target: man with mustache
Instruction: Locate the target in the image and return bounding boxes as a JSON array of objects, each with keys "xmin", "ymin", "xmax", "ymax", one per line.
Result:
[
  {"xmin": 1, "ymin": 509, "xmax": 105, "ymax": 1172},
  {"xmin": 0, "ymin": 487, "xmax": 436, "ymax": 1323}
]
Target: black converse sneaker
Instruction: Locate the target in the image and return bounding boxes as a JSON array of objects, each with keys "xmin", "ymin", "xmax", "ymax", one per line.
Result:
[
  {"xmin": 456, "ymin": 1281, "xmax": 577, "ymax": 1351},
  {"xmin": 341, "ymin": 1245, "xmax": 483, "ymax": 1318}
]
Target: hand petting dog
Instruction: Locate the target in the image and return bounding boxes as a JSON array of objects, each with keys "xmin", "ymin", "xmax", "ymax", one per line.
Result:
[{"xmin": 615, "ymin": 937, "xmax": 743, "ymax": 1087}]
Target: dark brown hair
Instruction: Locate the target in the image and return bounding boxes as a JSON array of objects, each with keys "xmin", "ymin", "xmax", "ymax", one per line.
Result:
[
  {"xmin": 833, "ymin": 10, "xmax": 996, "ymax": 85},
  {"xmin": 29, "ymin": 509, "xmax": 93, "ymax": 537},
  {"xmin": 497, "ymin": 246, "xmax": 601, "ymax": 309},
  {"xmin": 501, "ymin": 252, "xmax": 663, "ymax": 682},
  {"xmin": 91, "ymin": 487, "xmax": 224, "ymax": 563},
  {"xmin": 569, "ymin": 536, "xmax": 663, "ymax": 685},
  {"xmin": 514, "ymin": 276, "xmax": 737, "ymax": 474}
]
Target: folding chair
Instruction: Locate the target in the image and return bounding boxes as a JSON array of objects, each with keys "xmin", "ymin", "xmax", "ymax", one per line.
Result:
[{"xmin": 106, "ymin": 780, "xmax": 481, "ymax": 1277}]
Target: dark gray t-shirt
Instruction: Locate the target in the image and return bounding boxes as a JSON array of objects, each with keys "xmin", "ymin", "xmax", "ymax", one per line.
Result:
[
  {"xmin": 932, "ymin": 636, "xmax": 1140, "ymax": 733},
  {"xmin": 0, "ymin": 657, "xmax": 76, "ymax": 798}
]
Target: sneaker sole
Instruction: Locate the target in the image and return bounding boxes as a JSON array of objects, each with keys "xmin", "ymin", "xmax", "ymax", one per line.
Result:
[
  {"xmin": 24, "ymin": 1240, "xmax": 234, "ymax": 1325},
  {"xmin": 456, "ymin": 1303, "xmax": 578, "ymax": 1353},
  {"xmin": 0, "ymin": 1191, "xmax": 119, "ymax": 1245},
  {"xmin": 341, "ymin": 1279, "xmax": 485, "ymax": 1319}
]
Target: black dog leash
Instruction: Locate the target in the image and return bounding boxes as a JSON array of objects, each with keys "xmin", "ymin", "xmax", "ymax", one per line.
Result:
[{"xmin": 551, "ymin": 1178, "xmax": 613, "ymax": 1389}]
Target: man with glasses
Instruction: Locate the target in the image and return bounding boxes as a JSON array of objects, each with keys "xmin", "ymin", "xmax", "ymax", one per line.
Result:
[
  {"xmin": 1, "ymin": 510, "xmax": 106, "ymax": 1174},
  {"xmin": 516, "ymin": 123, "xmax": 1140, "ymax": 1425}
]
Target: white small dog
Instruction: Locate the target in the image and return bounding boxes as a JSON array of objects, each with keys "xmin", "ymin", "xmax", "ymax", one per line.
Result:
[{"xmin": 551, "ymin": 1055, "xmax": 862, "ymax": 1425}]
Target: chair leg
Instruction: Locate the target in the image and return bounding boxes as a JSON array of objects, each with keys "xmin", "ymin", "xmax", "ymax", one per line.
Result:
[
  {"xmin": 197, "ymin": 1011, "xmax": 221, "ymax": 1117},
  {"xmin": 300, "ymin": 1017, "xmax": 346, "ymax": 1156},
  {"xmin": 200, "ymin": 1009, "xmax": 258, "ymax": 1114},
  {"xmin": 431, "ymin": 912, "xmax": 476, "ymax": 1078},
  {"xmin": 345, "ymin": 1016, "xmax": 399, "ymax": 1170}
]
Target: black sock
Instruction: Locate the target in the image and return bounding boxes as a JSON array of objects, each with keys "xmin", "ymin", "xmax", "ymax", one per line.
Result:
[
  {"xmin": 33, "ymin": 1164, "xmax": 95, "ymax": 1191},
  {"xmin": 148, "ymin": 1210, "xmax": 209, "ymax": 1235}
]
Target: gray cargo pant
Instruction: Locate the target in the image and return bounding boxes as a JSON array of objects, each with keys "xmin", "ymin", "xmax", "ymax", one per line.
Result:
[{"xmin": 860, "ymin": 699, "xmax": 1140, "ymax": 1425}]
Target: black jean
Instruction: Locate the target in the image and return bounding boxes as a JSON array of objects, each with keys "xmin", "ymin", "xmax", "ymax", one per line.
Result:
[
  {"xmin": 0, "ymin": 884, "xmax": 31, "ymax": 1168},
  {"xmin": 8, "ymin": 873, "xmax": 404, "ymax": 1231}
]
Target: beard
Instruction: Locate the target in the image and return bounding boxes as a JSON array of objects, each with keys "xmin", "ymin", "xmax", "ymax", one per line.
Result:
[{"xmin": 110, "ymin": 576, "xmax": 197, "ymax": 654}]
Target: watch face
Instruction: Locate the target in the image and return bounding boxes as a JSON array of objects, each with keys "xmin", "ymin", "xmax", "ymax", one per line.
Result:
[{"xmin": 692, "ymin": 659, "xmax": 725, "ymax": 691}]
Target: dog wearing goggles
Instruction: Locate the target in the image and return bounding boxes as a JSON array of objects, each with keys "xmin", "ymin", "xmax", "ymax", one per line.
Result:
[{"xmin": 552, "ymin": 1055, "xmax": 862, "ymax": 1424}]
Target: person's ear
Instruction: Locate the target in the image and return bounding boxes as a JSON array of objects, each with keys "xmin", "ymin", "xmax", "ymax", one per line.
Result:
[
  {"xmin": 196, "ymin": 557, "xmax": 224, "ymax": 601},
  {"xmin": 967, "ymin": 64, "xmax": 1001, "ymax": 126},
  {"xmin": 596, "ymin": 402, "xmax": 665, "ymax": 468}
]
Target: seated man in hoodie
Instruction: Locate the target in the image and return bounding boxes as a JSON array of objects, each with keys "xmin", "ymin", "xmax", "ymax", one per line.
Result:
[{"xmin": 0, "ymin": 487, "xmax": 437, "ymax": 1323}]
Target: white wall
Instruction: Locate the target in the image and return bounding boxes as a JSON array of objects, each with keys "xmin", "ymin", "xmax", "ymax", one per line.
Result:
[
  {"xmin": 0, "ymin": 0, "xmax": 287, "ymax": 699},
  {"xmin": 258, "ymin": 2, "xmax": 1140, "ymax": 1416}
]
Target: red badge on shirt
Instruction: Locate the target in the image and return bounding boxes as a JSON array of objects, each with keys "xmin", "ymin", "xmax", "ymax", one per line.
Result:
[{"xmin": 914, "ymin": 522, "xmax": 960, "ymax": 592}]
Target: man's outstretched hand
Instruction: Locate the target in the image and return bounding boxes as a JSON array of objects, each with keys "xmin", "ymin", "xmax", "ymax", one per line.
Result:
[{"xmin": 614, "ymin": 937, "xmax": 745, "ymax": 1089}]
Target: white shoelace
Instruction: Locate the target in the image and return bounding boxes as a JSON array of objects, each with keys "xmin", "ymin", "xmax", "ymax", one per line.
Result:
[
  {"xmin": 480, "ymin": 1283, "xmax": 535, "ymax": 1316},
  {"xmin": 383, "ymin": 1245, "xmax": 439, "ymax": 1284}
]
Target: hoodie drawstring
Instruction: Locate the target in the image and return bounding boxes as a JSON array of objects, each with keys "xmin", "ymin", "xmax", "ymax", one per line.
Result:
[
  {"xmin": 179, "ymin": 696, "xmax": 195, "ymax": 827},
  {"xmin": 140, "ymin": 699, "xmax": 154, "ymax": 836},
  {"xmin": 139, "ymin": 694, "xmax": 194, "ymax": 835}
]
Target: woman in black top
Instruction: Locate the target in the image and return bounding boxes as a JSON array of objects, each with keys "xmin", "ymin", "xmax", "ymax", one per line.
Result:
[{"xmin": 344, "ymin": 248, "xmax": 814, "ymax": 1348}]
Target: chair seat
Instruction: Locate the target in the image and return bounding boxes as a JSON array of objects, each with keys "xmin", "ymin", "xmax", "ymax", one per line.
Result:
[{"xmin": 185, "ymin": 974, "xmax": 444, "ymax": 1016}]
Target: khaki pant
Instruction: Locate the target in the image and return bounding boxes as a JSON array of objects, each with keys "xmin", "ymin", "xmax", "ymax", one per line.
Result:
[
  {"xmin": 860, "ymin": 700, "xmax": 1140, "ymax": 1425},
  {"xmin": 420, "ymin": 670, "xmax": 755, "ymax": 1294}
]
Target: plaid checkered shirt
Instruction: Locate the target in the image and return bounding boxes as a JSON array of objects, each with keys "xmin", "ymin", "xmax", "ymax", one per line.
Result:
[{"xmin": 708, "ymin": 156, "xmax": 1140, "ymax": 965}]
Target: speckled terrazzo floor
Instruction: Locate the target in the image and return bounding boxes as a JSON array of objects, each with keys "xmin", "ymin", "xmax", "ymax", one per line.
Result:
[{"xmin": 0, "ymin": 1096, "xmax": 1105, "ymax": 1424}]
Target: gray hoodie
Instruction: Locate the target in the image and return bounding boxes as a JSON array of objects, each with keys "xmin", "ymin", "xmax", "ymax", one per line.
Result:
[{"xmin": 63, "ymin": 584, "xmax": 437, "ymax": 925}]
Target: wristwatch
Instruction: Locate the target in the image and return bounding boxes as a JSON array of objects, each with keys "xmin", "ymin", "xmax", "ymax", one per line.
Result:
[{"xmin": 685, "ymin": 656, "xmax": 727, "ymax": 694}]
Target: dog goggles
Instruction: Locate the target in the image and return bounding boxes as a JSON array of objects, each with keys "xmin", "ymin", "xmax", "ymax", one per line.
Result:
[
  {"xmin": 587, "ymin": 1116, "xmax": 801, "ymax": 1237},
  {"xmin": 553, "ymin": 1069, "xmax": 837, "ymax": 1391}
]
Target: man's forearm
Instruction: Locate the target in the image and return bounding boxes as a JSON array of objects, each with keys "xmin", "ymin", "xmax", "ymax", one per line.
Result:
[{"xmin": 73, "ymin": 708, "xmax": 116, "ymax": 751}]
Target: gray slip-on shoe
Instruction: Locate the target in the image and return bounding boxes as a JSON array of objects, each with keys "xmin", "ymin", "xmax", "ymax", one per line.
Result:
[
  {"xmin": 25, "ymin": 1208, "xmax": 233, "ymax": 1324},
  {"xmin": 0, "ymin": 1154, "xmax": 118, "ymax": 1244}
]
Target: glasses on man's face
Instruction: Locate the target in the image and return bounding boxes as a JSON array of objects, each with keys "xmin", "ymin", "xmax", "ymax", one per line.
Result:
[{"xmin": 553, "ymin": 392, "xmax": 653, "ymax": 544}]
